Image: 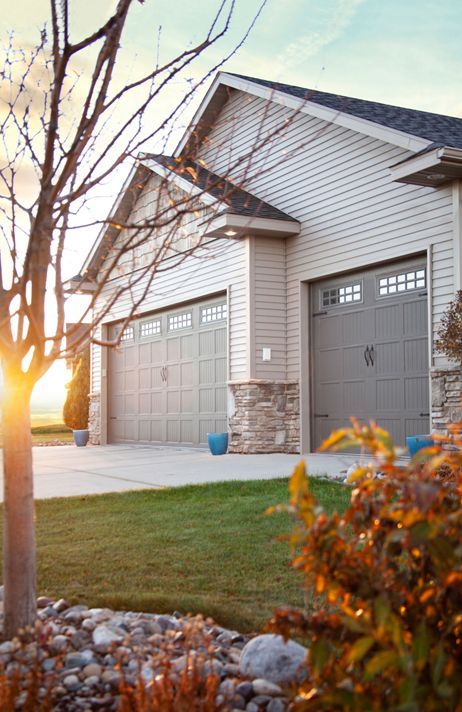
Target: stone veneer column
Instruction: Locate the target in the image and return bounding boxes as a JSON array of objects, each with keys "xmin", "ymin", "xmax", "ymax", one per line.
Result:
[
  {"xmin": 228, "ymin": 380, "xmax": 300, "ymax": 454},
  {"xmin": 431, "ymin": 367, "xmax": 462, "ymax": 433},
  {"xmin": 88, "ymin": 393, "xmax": 101, "ymax": 445}
]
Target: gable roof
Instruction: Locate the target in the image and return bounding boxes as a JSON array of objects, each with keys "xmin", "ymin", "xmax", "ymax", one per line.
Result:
[
  {"xmin": 229, "ymin": 74, "xmax": 462, "ymax": 151},
  {"xmin": 177, "ymin": 72, "xmax": 462, "ymax": 158},
  {"xmin": 147, "ymin": 154, "xmax": 294, "ymax": 222}
]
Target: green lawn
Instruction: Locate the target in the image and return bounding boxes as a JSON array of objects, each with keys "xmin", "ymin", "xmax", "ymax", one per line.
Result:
[{"xmin": 0, "ymin": 478, "xmax": 349, "ymax": 632}]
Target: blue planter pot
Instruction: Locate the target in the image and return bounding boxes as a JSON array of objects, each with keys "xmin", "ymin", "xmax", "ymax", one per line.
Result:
[
  {"xmin": 207, "ymin": 432, "xmax": 228, "ymax": 456},
  {"xmin": 73, "ymin": 429, "xmax": 89, "ymax": 447},
  {"xmin": 406, "ymin": 435, "xmax": 434, "ymax": 457}
]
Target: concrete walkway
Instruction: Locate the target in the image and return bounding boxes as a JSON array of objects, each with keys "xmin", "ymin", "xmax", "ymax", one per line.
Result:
[{"xmin": 0, "ymin": 444, "xmax": 365, "ymax": 501}]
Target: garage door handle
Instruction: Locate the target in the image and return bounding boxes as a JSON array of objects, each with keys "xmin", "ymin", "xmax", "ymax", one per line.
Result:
[
  {"xmin": 314, "ymin": 413, "xmax": 329, "ymax": 418},
  {"xmin": 420, "ymin": 412, "xmax": 430, "ymax": 417},
  {"xmin": 364, "ymin": 346, "xmax": 371, "ymax": 366},
  {"xmin": 369, "ymin": 345, "xmax": 375, "ymax": 366}
]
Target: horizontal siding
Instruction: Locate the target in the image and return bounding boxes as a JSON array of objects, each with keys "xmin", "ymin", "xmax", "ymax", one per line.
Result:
[
  {"xmin": 253, "ymin": 238, "xmax": 286, "ymax": 379},
  {"xmin": 198, "ymin": 92, "xmax": 455, "ymax": 377}
]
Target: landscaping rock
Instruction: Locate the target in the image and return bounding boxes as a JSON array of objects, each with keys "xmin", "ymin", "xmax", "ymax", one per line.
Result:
[
  {"xmin": 252, "ymin": 678, "xmax": 283, "ymax": 696},
  {"xmin": 92, "ymin": 624, "xmax": 124, "ymax": 649},
  {"xmin": 240, "ymin": 634, "xmax": 308, "ymax": 684}
]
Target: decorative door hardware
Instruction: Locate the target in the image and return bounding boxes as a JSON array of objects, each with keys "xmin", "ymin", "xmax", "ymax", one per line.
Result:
[{"xmin": 364, "ymin": 345, "xmax": 375, "ymax": 367}]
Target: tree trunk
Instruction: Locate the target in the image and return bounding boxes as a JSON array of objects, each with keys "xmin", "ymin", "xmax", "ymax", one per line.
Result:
[{"xmin": 1, "ymin": 377, "xmax": 36, "ymax": 639}]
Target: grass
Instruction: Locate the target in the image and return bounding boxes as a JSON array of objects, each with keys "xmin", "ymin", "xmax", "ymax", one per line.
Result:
[
  {"xmin": 0, "ymin": 478, "xmax": 349, "ymax": 632},
  {"xmin": 31, "ymin": 424, "xmax": 73, "ymax": 445}
]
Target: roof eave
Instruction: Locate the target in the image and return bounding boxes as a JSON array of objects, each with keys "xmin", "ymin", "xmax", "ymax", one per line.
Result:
[
  {"xmin": 389, "ymin": 146, "xmax": 462, "ymax": 186},
  {"xmin": 176, "ymin": 72, "xmax": 433, "ymax": 158},
  {"xmin": 202, "ymin": 212, "xmax": 300, "ymax": 239}
]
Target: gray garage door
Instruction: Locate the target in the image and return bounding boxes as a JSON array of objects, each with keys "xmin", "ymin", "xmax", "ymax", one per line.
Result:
[
  {"xmin": 312, "ymin": 259, "xmax": 429, "ymax": 449},
  {"xmin": 108, "ymin": 298, "xmax": 227, "ymax": 446}
]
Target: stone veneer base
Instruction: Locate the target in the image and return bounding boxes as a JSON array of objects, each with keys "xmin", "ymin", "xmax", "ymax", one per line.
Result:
[
  {"xmin": 228, "ymin": 379, "xmax": 300, "ymax": 454},
  {"xmin": 88, "ymin": 393, "xmax": 101, "ymax": 445},
  {"xmin": 431, "ymin": 366, "xmax": 462, "ymax": 434}
]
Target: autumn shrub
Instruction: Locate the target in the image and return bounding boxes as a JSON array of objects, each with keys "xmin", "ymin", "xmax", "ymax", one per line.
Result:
[
  {"xmin": 436, "ymin": 290, "xmax": 462, "ymax": 364},
  {"xmin": 268, "ymin": 421, "xmax": 462, "ymax": 711},
  {"xmin": 62, "ymin": 348, "xmax": 90, "ymax": 430},
  {"xmin": 118, "ymin": 615, "xmax": 223, "ymax": 711}
]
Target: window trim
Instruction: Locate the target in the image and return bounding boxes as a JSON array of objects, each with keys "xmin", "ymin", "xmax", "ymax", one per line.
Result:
[{"xmin": 376, "ymin": 266, "xmax": 426, "ymax": 298}]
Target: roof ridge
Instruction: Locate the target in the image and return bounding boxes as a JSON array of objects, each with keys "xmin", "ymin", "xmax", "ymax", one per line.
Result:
[{"xmin": 228, "ymin": 73, "xmax": 462, "ymax": 123}]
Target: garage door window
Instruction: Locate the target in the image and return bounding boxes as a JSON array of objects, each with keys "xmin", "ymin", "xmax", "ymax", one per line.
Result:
[
  {"xmin": 322, "ymin": 282, "xmax": 362, "ymax": 307},
  {"xmin": 378, "ymin": 268, "xmax": 425, "ymax": 296},
  {"xmin": 200, "ymin": 303, "xmax": 227, "ymax": 323},
  {"xmin": 168, "ymin": 311, "xmax": 192, "ymax": 331},
  {"xmin": 120, "ymin": 326, "xmax": 134, "ymax": 342},
  {"xmin": 140, "ymin": 319, "xmax": 161, "ymax": 337}
]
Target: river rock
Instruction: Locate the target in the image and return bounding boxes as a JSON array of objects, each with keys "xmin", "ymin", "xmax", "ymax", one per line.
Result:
[{"xmin": 240, "ymin": 634, "xmax": 308, "ymax": 685}]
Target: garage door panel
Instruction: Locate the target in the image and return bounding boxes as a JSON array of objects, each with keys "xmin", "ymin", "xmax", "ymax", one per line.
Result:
[
  {"xmin": 199, "ymin": 331, "xmax": 215, "ymax": 355},
  {"xmin": 215, "ymin": 327, "xmax": 227, "ymax": 353},
  {"xmin": 181, "ymin": 390, "xmax": 193, "ymax": 412},
  {"xmin": 124, "ymin": 346, "xmax": 137, "ymax": 367},
  {"xmin": 199, "ymin": 388, "xmax": 214, "ymax": 413},
  {"xmin": 139, "ymin": 392, "xmax": 151, "ymax": 414},
  {"xmin": 316, "ymin": 315, "xmax": 343, "ymax": 348},
  {"xmin": 317, "ymin": 349, "xmax": 342, "ymax": 380},
  {"xmin": 375, "ymin": 341, "xmax": 401, "ymax": 375},
  {"xmin": 180, "ymin": 334, "xmax": 194, "ymax": 358},
  {"xmin": 139, "ymin": 368, "xmax": 150, "ymax": 389},
  {"xmin": 377, "ymin": 379, "xmax": 403, "ymax": 411},
  {"xmin": 139, "ymin": 343, "xmax": 151, "ymax": 363},
  {"xmin": 167, "ymin": 338, "xmax": 180, "ymax": 360},
  {"xmin": 404, "ymin": 300, "xmax": 427, "ymax": 335},
  {"xmin": 151, "ymin": 391, "xmax": 163, "ymax": 414},
  {"xmin": 342, "ymin": 311, "xmax": 368, "ymax": 345},
  {"xmin": 108, "ymin": 297, "xmax": 227, "ymax": 446},
  {"xmin": 312, "ymin": 260, "xmax": 429, "ymax": 448},
  {"xmin": 344, "ymin": 381, "xmax": 367, "ymax": 414},
  {"xmin": 343, "ymin": 346, "xmax": 368, "ymax": 379},
  {"xmin": 404, "ymin": 339, "xmax": 428, "ymax": 372},
  {"xmin": 151, "ymin": 366, "xmax": 163, "ymax": 387},
  {"xmin": 375, "ymin": 304, "xmax": 403, "ymax": 338},
  {"xmin": 405, "ymin": 377, "xmax": 429, "ymax": 411},
  {"xmin": 180, "ymin": 362, "xmax": 193, "ymax": 386},
  {"xmin": 167, "ymin": 391, "xmax": 180, "ymax": 413}
]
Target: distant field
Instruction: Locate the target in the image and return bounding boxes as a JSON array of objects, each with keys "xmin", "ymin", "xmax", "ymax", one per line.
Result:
[
  {"xmin": 31, "ymin": 410, "xmax": 64, "ymax": 427},
  {"xmin": 0, "ymin": 422, "xmax": 73, "ymax": 447}
]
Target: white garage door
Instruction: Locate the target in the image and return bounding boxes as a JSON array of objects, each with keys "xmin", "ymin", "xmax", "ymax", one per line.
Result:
[
  {"xmin": 312, "ymin": 259, "xmax": 429, "ymax": 448},
  {"xmin": 108, "ymin": 298, "xmax": 227, "ymax": 446}
]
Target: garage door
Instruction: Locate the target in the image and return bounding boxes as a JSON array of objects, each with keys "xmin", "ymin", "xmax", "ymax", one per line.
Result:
[
  {"xmin": 108, "ymin": 298, "xmax": 227, "ymax": 446},
  {"xmin": 312, "ymin": 259, "xmax": 429, "ymax": 449}
]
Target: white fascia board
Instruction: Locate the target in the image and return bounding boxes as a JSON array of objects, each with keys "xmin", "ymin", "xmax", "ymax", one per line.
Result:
[
  {"xmin": 139, "ymin": 157, "xmax": 216, "ymax": 207},
  {"xmin": 178, "ymin": 72, "xmax": 432, "ymax": 156},
  {"xmin": 174, "ymin": 73, "xmax": 226, "ymax": 156},
  {"xmin": 389, "ymin": 146, "xmax": 462, "ymax": 182},
  {"xmin": 203, "ymin": 212, "xmax": 300, "ymax": 238},
  {"xmin": 63, "ymin": 277, "xmax": 96, "ymax": 295},
  {"xmin": 389, "ymin": 147, "xmax": 444, "ymax": 181},
  {"xmin": 81, "ymin": 162, "xmax": 142, "ymax": 275}
]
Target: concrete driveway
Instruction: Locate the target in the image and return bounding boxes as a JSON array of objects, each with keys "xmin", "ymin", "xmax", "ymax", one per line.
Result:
[{"xmin": 0, "ymin": 444, "xmax": 362, "ymax": 500}]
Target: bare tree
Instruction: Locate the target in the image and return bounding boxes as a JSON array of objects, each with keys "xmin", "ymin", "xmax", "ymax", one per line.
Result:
[{"xmin": 0, "ymin": 0, "xmax": 289, "ymax": 638}]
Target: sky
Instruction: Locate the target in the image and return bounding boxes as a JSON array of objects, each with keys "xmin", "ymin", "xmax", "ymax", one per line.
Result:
[{"xmin": 2, "ymin": 0, "xmax": 462, "ymax": 420}]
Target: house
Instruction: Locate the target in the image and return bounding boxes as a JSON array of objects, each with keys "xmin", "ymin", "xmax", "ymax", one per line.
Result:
[{"xmin": 80, "ymin": 72, "xmax": 462, "ymax": 453}]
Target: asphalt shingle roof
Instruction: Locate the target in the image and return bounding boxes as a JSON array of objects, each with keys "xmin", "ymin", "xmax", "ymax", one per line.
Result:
[
  {"xmin": 231, "ymin": 74, "xmax": 462, "ymax": 150},
  {"xmin": 148, "ymin": 154, "xmax": 296, "ymax": 221}
]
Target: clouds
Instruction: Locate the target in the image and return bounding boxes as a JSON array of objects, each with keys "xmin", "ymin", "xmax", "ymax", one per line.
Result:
[{"xmin": 273, "ymin": 0, "xmax": 366, "ymax": 76}]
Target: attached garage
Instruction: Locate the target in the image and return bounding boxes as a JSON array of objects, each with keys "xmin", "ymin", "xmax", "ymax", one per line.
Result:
[
  {"xmin": 311, "ymin": 259, "xmax": 430, "ymax": 449},
  {"xmin": 107, "ymin": 297, "xmax": 227, "ymax": 446}
]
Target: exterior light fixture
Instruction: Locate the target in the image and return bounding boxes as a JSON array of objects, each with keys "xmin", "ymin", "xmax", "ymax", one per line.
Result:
[{"xmin": 224, "ymin": 229, "xmax": 237, "ymax": 236}]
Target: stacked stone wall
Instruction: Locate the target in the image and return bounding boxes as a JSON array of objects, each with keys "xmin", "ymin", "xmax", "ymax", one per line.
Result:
[
  {"xmin": 431, "ymin": 367, "xmax": 462, "ymax": 433},
  {"xmin": 228, "ymin": 380, "xmax": 300, "ymax": 454},
  {"xmin": 88, "ymin": 393, "xmax": 101, "ymax": 445}
]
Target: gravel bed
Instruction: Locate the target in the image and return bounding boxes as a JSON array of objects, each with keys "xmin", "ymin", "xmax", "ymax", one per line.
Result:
[{"xmin": 0, "ymin": 596, "xmax": 292, "ymax": 711}]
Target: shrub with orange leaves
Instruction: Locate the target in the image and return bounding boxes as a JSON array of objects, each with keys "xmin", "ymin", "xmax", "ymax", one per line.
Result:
[{"xmin": 268, "ymin": 420, "xmax": 462, "ymax": 711}]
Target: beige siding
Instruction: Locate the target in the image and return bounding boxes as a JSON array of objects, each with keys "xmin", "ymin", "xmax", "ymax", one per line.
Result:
[
  {"xmin": 252, "ymin": 237, "xmax": 286, "ymax": 379},
  {"xmin": 198, "ymin": 91, "xmax": 454, "ymax": 376}
]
